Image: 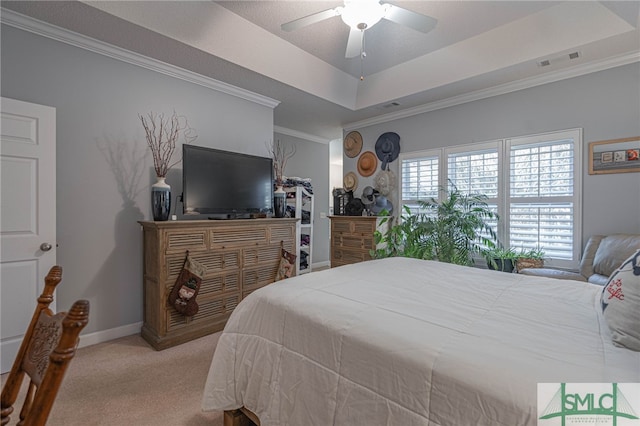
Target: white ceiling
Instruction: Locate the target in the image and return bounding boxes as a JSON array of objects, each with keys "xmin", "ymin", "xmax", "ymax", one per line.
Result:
[{"xmin": 2, "ymin": 1, "xmax": 639, "ymax": 141}]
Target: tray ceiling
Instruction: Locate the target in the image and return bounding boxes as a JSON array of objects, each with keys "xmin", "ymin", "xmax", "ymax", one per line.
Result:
[{"xmin": 2, "ymin": 1, "xmax": 639, "ymax": 140}]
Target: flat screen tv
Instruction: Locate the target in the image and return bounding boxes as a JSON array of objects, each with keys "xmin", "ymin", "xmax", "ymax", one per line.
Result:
[{"xmin": 182, "ymin": 144, "xmax": 273, "ymax": 219}]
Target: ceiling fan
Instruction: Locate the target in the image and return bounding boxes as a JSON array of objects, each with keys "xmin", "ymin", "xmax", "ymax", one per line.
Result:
[{"xmin": 281, "ymin": 0, "xmax": 437, "ymax": 59}]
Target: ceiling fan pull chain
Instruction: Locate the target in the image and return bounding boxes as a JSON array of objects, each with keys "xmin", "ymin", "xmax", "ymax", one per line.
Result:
[{"xmin": 360, "ymin": 30, "xmax": 366, "ymax": 81}]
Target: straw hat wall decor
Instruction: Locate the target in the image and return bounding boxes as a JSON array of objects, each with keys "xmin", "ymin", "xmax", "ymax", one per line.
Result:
[
  {"xmin": 357, "ymin": 151, "xmax": 377, "ymax": 177},
  {"xmin": 343, "ymin": 131, "xmax": 363, "ymax": 158},
  {"xmin": 343, "ymin": 172, "xmax": 358, "ymax": 191}
]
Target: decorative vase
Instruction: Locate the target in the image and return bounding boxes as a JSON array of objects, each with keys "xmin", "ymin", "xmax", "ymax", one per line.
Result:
[
  {"xmin": 151, "ymin": 177, "xmax": 171, "ymax": 221},
  {"xmin": 273, "ymin": 186, "xmax": 286, "ymax": 218}
]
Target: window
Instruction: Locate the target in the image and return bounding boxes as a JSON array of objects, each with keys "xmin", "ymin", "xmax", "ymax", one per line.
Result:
[
  {"xmin": 447, "ymin": 146, "xmax": 499, "ymax": 198},
  {"xmin": 446, "ymin": 144, "xmax": 500, "ymax": 249},
  {"xmin": 399, "ymin": 129, "xmax": 582, "ymax": 268},
  {"xmin": 506, "ymin": 131, "xmax": 580, "ymax": 264},
  {"xmin": 400, "ymin": 151, "xmax": 439, "ymax": 214}
]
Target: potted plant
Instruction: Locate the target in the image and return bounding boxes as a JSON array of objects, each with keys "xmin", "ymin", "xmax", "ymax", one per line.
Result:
[
  {"xmin": 483, "ymin": 245, "xmax": 518, "ymax": 272},
  {"xmin": 370, "ymin": 206, "xmax": 426, "ymax": 259},
  {"xmin": 514, "ymin": 247, "xmax": 545, "ymax": 272},
  {"xmin": 371, "ymin": 184, "xmax": 498, "ymax": 266}
]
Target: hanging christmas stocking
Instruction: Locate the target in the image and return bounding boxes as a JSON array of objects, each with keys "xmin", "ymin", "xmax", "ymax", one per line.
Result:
[
  {"xmin": 168, "ymin": 251, "xmax": 207, "ymax": 316},
  {"xmin": 275, "ymin": 244, "xmax": 297, "ymax": 281}
]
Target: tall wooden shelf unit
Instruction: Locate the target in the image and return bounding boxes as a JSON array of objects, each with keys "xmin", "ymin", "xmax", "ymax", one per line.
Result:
[
  {"xmin": 139, "ymin": 218, "xmax": 297, "ymax": 350},
  {"xmin": 285, "ymin": 186, "xmax": 314, "ymax": 275}
]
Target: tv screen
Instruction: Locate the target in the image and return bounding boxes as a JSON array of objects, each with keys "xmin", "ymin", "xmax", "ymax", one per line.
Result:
[{"xmin": 182, "ymin": 144, "xmax": 273, "ymax": 218}]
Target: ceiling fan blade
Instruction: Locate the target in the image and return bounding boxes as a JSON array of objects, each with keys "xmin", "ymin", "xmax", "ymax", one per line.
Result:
[
  {"xmin": 345, "ymin": 28, "xmax": 364, "ymax": 58},
  {"xmin": 383, "ymin": 4, "xmax": 437, "ymax": 34},
  {"xmin": 281, "ymin": 8, "xmax": 341, "ymax": 32}
]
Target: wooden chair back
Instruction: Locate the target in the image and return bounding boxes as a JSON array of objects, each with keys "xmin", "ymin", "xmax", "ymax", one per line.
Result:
[{"xmin": 1, "ymin": 266, "xmax": 89, "ymax": 426}]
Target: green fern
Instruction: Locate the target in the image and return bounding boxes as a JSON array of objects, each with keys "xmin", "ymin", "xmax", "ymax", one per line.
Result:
[{"xmin": 370, "ymin": 183, "xmax": 498, "ymax": 266}]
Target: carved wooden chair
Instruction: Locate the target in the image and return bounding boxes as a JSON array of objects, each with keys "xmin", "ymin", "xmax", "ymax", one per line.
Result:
[{"xmin": 1, "ymin": 266, "xmax": 89, "ymax": 426}]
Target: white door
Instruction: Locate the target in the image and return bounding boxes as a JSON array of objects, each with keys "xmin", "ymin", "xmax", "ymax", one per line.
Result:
[{"xmin": 0, "ymin": 97, "xmax": 56, "ymax": 373}]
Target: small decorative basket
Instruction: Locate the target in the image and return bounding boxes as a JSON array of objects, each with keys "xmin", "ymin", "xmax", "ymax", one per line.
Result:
[{"xmin": 516, "ymin": 258, "xmax": 544, "ymax": 272}]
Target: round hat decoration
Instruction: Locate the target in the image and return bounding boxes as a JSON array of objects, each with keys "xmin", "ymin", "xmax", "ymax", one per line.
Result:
[
  {"xmin": 345, "ymin": 198, "xmax": 365, "ymax": 216},
  {"xmin": 361, "ymin": 186, "xmax": 377, "ymax": 206},
  {"xmin": 343, "ymin": 171, "xmax": 358, "ymax": 192},
  {"xmin": 374, "ymin": 169, "xmax": 396, "ymax": 196},
  {"xmin": 375, "ymin": 132, "xmax": 401, "ymax": 171},
  {"xmin": 360, "ymin": 185, "xmax": 394, "ymax": 215},
  {"xmin": 343, "ymin": 131, "xmax": 363, "ymax": 158},
  {"xmin": 357, "ymin": 151, "xmax": 378, "ymax": 177},
  {"xmin": 370, "ymin": 195, "xmax": 393, "ymax": 215}
]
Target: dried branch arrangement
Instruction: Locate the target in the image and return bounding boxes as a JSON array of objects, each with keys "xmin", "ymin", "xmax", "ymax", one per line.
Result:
[
  {"xmin": 139, "ymin": 111, "xmax": 197, "ymax": 177},
  {"xmin": 266, "ymin": 139, "xmax": 296, "ymax": 186}
]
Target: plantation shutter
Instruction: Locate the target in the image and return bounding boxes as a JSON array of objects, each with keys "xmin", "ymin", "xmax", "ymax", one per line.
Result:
[
  {"xmin": 446, "ymin": 146, "xmax": 499, "ymax": 240},
  {"xmin": 446, "ymin": 148, "xmax": 499, "ymax": 198},
  {"xmin": 400, "ymin": 152, "xmax": 439, "ymax": 214},
  {"xmin": 507, "ymin": 132, "xmax": 580, "ymax": 264}
]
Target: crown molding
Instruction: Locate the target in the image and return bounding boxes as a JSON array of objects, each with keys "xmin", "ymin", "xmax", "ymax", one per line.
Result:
[
  {"xmin": 274, "ymin": 125, "xmax": 331, "ymax": 144},
  {"xmin": 344, "ymin": 51, "xmax": 640, "ymax": 132},
  {"xmin": 0, "ymin": 8, "xmax": 281, "ymax": 109}
]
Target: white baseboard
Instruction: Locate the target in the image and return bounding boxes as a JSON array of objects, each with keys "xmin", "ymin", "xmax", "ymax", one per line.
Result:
[
  {"xmin": 78, "ymin": 321, "xmax": 142, "ymax": 349},
  {"xmin": 312, "ymin": 260, "xmax": 330, "ymax": 270},
  {"xmin": 76, "ymin": 261, "xmax": 328, "ymax": 349}
]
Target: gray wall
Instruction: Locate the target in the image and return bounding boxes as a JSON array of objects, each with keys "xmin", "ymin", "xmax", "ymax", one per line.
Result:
[
  {"xmin": 346, "ymin": 63, "xmax": 640, "ymax": 243},
  {"xmin": 274, "ymin": 132, "xmax": 330, "ymax": 266},
  {"xmin": 1, "ymin": 25, "xmax": 275, "ymax": 336},
  {"xmin": 3, "ymin": 21, "xmax": 639, "ymax": 340}
]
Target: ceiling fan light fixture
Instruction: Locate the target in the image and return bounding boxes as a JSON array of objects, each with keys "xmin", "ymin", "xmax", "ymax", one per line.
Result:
[{"xmin": 340, "ymin": 0, "xmax": 386, "ymax": 31}]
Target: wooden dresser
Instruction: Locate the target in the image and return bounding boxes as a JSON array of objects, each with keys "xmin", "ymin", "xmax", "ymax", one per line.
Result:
[
  {"xmin": 139, "ymin": 219, "xmax": 297, "ymax": 350},
  {"xmin": 329, "ymin": 216, "xmax": 388, "ymax": 267}
]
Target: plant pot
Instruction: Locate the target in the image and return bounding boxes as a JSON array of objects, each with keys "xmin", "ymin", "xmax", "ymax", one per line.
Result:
[
  {"xmin": 516, "ymin": 258, "xmax": 544, "ymax": 272},
  {"xmin": 151, "ymin": 177, "xmax": 171, "ymax": 221},
  {"xmin": 487, "ymin": 258, "xmax": 515, "ymax": 273}
]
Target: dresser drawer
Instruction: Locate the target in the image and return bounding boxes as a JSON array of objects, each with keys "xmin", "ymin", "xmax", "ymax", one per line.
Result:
[
  {"xmin": 210, "ymin": 226, "xmax": 268, "ymax": 247},
  {"xmin": 335, "ymin": 234, "xmax": 373, "ymax": 250},
  {"xmin": 165, "ymin": 250, "xmax": 240, "ymax": 281},
  {"xmin": 332, "ymin": 248, "xmax": 372, "ymax": 264},
  {"xmin": 243, "ymin": 263, "xmax": 280, "ymax": 294},
  {"xmin": 243, "ymin": 243, "xmax": 283, "ymax": 268},
  {"xmin": 166, "ymin": 293, "xmax": 240, "ymax": 331},
  {"xmin": 164, "ymin": 230, "xmax": 207, "ymax": 253},
  {"xmin": 268, "ymin": 222, "xmax": 296, "ymax": 243},
  {"xmin": 164, "ymin": 271, "xmax": 241, "ymax": 301}
]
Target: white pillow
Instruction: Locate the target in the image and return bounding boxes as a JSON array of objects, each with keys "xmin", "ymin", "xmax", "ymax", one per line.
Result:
[{"xmin": 601, "ymin": 249, "xmax": 640, "ymax": 351}]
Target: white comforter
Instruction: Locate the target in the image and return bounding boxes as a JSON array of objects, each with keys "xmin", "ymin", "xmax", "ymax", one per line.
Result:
[{"xmin": 202, "ymin": 257, "xmax": 639, "ymax": 425}]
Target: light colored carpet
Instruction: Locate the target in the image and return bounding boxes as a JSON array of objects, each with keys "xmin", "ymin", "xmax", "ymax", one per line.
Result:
[{"xmin": 1, "ymin": 332, "xmax": 224, "ymax": 425}]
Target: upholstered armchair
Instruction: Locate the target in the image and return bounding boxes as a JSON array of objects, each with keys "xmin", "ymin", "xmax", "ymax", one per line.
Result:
[{"xmin": 519, "ymin": 234, "xmax": 640, "ymax": 285}]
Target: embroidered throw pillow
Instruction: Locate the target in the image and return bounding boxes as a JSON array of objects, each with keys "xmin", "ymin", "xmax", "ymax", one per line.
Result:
[{"xmin": 601, "ymin": 249, "xmax": 640, "ymax": 351}]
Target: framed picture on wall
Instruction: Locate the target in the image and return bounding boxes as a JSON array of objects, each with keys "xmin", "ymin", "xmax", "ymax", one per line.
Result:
[{"xmin": 589, "ymin": 136, "xmax": 640, "ymax": 175}]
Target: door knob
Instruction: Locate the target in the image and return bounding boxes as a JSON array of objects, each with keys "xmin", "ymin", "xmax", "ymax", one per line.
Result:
[{"xmin": 40, "ymin": 242, "xmax": 53, "ymax": 252}]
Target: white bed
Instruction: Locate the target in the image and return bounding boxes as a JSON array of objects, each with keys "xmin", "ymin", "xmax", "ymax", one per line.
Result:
[{"xmin": 202, "ymin": 257, "xmax": 640, "ymax": 426}]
